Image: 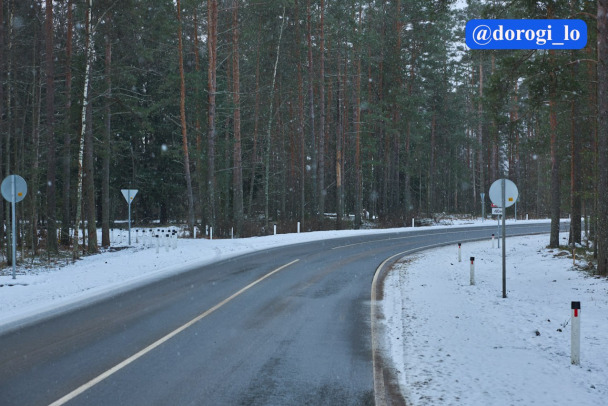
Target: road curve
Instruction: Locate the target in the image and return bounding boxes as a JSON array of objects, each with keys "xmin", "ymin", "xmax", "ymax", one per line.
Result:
[{"xmin": 0, "ymin": 222, "xmax": 560, "ymax": 405}]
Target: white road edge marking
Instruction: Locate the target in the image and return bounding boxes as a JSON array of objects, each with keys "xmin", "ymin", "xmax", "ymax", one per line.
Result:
[{"xmin": 49, "ymin": 259, "xmax": 300, "ymax": 406}]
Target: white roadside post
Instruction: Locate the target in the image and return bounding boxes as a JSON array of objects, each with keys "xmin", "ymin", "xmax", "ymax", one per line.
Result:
[
  {"xmin": 120, "ymin": 189, "xmax": 138, "ymax": 245},
  {"xmin": 571, "ymin": 301, "xmax": 581, "ymax": 365},
  {"xmin": 492, "ymin": 233, "xmax": 495, "ymax": 248},
  {"xmin": 1, "ymin": 175, "xmax": 27, "ymax": 280},
  {"xmin": 297, "ymin": 222, "xmax": 300, "ymax": 233},
  {"xmin": 470, "ymin": 257, "xmax": 475, "ymax": 285},
  {"xmin": 458, "ymin": 243, "xmax": 462, "ymax": 262},
  {"xmin": 274, "ymin": 224, "xmax": 277, "ymax": 235}
]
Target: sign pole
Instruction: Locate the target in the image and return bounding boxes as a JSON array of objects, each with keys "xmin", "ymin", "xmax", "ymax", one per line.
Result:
[
  {"xmin": 480, "ymin": 192, "xmax": 486, "ymax": 221},
  {"xmin": 11, "ymin": 176, "xmax": 16, "ymax": 279},
  {"xmin": 128, "ymin": 189, "xmax": 132, "ymax": 245},
  {"xmin": 121, "ymin": 189, "xmax": 138, "ymax": 246},
  {"xmin": 2, "ymin": 175, "xmax": 27, "ymax": 279},
  {"xmin": 502, "ymin": 178, "xmax": 507, "ymax": 298}
]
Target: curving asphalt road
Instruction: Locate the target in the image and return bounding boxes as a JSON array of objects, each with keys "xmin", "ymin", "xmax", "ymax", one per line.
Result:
[{"xmin": 0, "ymin": 222, "xmax": 564, "ymax": 405}]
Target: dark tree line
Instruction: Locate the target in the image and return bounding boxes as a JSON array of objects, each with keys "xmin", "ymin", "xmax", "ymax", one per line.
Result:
[{"xmin": 0, "ymin": 0, "xmax": 607, "ymax": 274}]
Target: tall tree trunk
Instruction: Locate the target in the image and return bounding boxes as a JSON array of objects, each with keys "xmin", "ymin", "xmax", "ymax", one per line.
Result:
[
  {"xmin": 295, "ymin": 0, "xmax": 306, "ymax": 226},
  {"xmin": 73, "ymin": 0, "xmax": 94, "ymax": 259},
  {"xmin": 5, "ymin": 0, "xmax": 13, "ymax": 263},
  {"xmin": 101, "ymin": 14, "xmax": 112, "ymax": 248},
  {"xmin": 478, "ymin": 53, "xmax": 485, "ymax": 216},
  {"xmin": 317, "ymin": 0, "xmax": 326, "ymax": 221},
  {"xmin": 61, "ymin": 0, "xmax": 73, "ymax": 247},
  {"xmin": 597, "ymin": 0, "xmax": 608, "ymax": 274},
  {"xmin": 306, "ymin": 0, "xmax": 317, "ymax": 218},
  {"xmin": 232, "ymin": 0, "xmax": 243, "ymax": 236},
  {"xmin": 428, "ymin": 113, "xmax": 436, "ymax": 214},
  {"xmin": 0, "ymin": 0, "xmax": 5, "ymax": 249},
  {"xmin": 569, "ymin": 99, "xmax": 581, "ymax": 246},
  {"xmin": 31, "ymin": 44, "xmax": 42, "ymax": 255},
  {"xmin": 336, "ymin": 65, "xmax": 344, "ymax": 230},
  {"xmin": 264, "ymin": 6, "xmax": 286, "ymax": 228},
  {"xmin": 45, "ymin": 0, "xmax": 57, "ymax": 253},
  {"xmin": 549, "ymin": 51, "xmax": 560, "ymax": 248},
  {"xmin": 247, "ymin": 33, "xmax": 261, "ymax": 218},
  {"xmin": 354, "ymin": 4, "xmax": 362, "ymax": 229},
  {"xmin": 207, "ymin": 0, "xmax": 218, "ymax": 229},
  {"xmin": 176, "ymin": 0, "xmax": 195, "ymax": 235},
  {"xmin": 193, "ymin": 7, "xmax": 204, "ymax": 229},
  {"xmin": 84, "ymin": 59, "xmax": 97, "ymax": 253}
]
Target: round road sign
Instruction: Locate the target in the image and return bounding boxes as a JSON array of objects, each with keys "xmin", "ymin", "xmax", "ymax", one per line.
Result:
[
  {"xmin": 1, "ymin": 175, "xmax": 27, "ymax": 203},
  {"xmin": 489, "ymin": 179, "xmax": 518, "ymax": 208}
]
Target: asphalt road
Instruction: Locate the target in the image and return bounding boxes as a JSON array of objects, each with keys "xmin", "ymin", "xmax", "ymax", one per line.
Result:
[{"xmin": 0, "ymin": 222, "xmax": 563, "ymax": 405}]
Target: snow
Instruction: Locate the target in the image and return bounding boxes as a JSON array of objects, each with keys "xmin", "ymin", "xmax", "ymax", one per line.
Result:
[
  {"xmin": 1, "ymin": 218, "xmax": 605, "ymax": 405},
  {"xmin": 381, "ymin": 232, "xmax": 608, "ymax": 406}
]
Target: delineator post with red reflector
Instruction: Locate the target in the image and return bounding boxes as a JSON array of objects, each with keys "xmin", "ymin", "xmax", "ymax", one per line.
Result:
[
  {"xmin": 458, "ymin": 243, "xmax": 462, "ymax": 262},
  {"xmin": 470, "ymin": 257, "xmax": 475, "ymax": 286},
  {"xmin": 571, "ymin": 301, "xmax": 581, "ymax": 365}
]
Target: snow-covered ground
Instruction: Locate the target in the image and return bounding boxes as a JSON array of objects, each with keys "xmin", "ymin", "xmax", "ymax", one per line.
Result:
[
  {"xmin": 2, "ymin": 218, "xmax": 604, "ymax": 405},
  {"xmin": 381, "ymin": 232, "xmax": 607, "ymax": 406}
]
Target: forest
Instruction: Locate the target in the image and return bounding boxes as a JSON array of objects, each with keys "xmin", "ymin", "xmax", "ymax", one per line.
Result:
[{"xmin": 1, "ymin": 0, "xmax": 607, "ymax": 274}]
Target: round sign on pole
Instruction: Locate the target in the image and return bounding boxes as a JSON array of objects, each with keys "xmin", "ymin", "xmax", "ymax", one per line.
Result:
[
  {"xmin": 1, "ymin": 175, "xmax": 27, "ymax": 203},
  {"xmin": 489, "ymin": 179, "xmax": 518, "ymax": 208}
]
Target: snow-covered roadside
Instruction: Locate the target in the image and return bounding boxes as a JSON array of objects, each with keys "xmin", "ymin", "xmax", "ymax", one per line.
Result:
[
  {"xmin": 381, "ymin": 232, "xmax": 608, "ymax": 406},
  {"xmin": 1, "ymin": 219, "xmax": 545, "ymax": 330}
]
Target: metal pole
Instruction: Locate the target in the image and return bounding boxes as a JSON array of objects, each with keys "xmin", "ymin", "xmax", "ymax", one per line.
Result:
[
  {"xmin": 128, "ymin": 190, "xmax": 132, "ymax": 245},
  {"xmin": 11, "ymin": 176, "xmax": 16, "ymax": 280},
  {"xmin": 497, "ymin": 215, "xmax": 500, "ymax": 248},
  {"xmin": 502, "ymin": 178, "xmax": 507, "ymax": 298}
]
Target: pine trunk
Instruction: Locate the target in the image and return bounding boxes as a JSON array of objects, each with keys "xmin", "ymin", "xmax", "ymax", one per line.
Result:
[
  {"xmin": 354, "ymin": 5, "xmax": 362, "ymax": 229},
  {"xmin": 549, "ymin": 53, "xmax": 560, "ymax": 248},
  {"xmin": 45, "ymin": 0, "xmax": 57, "ymax": 253},
  {"xmin": 597, "ymin": 0, "xmax": 608, "ymax": 274},
  {"xmin": 73, "ymin": 0, "xmax": 93, "ymax": 259},
  {"xmin": 176, "ymin": 0, "xmax": 195, "ymax": 235},
  {"xmin": 264, "ymin": 7, "xmax": 286, "ymax": 228},
  {"xmin": 101, "ymin": 15, "xmax": 112, "ymax": 248},
  {"xmin": 317, "ymin": 0, "xmax": 326, "ymax": 221},
  {"xmin": 207, "ymin": 0, "xmax": 218, "ymax": 229},
  {"xmin": 0, "ymin": 0, "xmax": 5, "ymax": 248},
  {"xmin": 232, "ymin": 0, "xmax": 243, "ymax": 236},
  {"xmin": 306, "ymin": 0, "xmax": 317, "ymax": 218},
  {"xmin": 60, "ymin": 0, "xmax": 73, "ymax": 247},
  {"xmin": 569, "ymin": 100, "xmax": 581, "ymax": 246}
]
